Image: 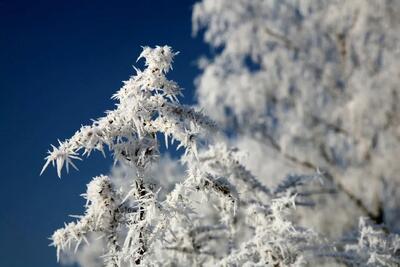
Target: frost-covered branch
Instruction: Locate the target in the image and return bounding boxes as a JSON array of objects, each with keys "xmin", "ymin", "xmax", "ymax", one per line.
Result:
[{"xmin": 41, "ymin": 46, "xmax": 215, "ymax": 177}]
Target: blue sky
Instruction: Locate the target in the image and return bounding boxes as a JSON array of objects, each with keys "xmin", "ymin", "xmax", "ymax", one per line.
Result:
[{"xmin": 0, "ymin": 1, "xmax": 208, "ymax": 266}]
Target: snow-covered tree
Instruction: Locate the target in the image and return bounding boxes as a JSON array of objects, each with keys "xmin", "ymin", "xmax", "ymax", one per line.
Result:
[{"xmin": 193, "ymin": 0, "xmax": 400, "ymax": 236}]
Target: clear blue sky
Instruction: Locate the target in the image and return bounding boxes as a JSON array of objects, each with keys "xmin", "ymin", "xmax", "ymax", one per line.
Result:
[{"xmin": 0, "ymin": 1, "xmax": 208, "ymax": 266}]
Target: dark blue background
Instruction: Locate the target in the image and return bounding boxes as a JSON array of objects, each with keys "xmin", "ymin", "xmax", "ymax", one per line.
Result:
[{"xmin": 0, "ymin": 1, "xmax": 207, "ymax": 266}]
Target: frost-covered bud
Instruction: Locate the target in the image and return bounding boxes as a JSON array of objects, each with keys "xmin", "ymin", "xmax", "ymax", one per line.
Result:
[
  {"xmin": 86, "ymin": 176, "xmax": 111, "ymax": 201},
  {"xmin": 138, "ymin": 45, "xmax": 178, "ymax": 73}
]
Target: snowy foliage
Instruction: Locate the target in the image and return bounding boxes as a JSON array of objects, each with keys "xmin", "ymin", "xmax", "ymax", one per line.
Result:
[
  {"xmin": 42, "ymin": 41, "xmax": 400, "ymax": 265},
  {"xmin": 41, "ymin": 46, "xmax": 328, "ymax": 266},
  {"xmin": 342, "ymin": 217, "xmax": 400, "ymax": 266},
  {"xmin": 193, "ymin": 0, "xmax": 400, "ymax": 235}
]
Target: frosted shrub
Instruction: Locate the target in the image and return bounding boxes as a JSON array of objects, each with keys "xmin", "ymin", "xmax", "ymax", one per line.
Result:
[{"xmin": 42, "ymin": 46, "xmax": 400, "ymax": 266}]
